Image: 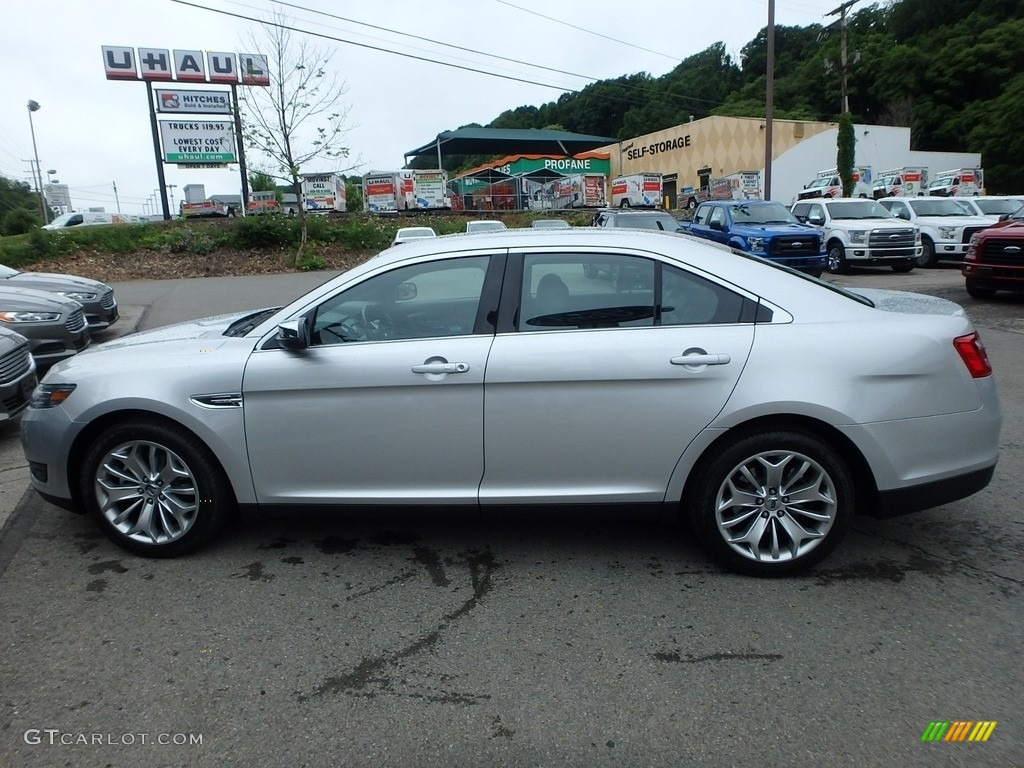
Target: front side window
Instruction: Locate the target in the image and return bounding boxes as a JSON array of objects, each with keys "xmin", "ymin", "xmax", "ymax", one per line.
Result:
[
  {"xmin": 312, "ymin": 256, "xmax": 490, "ymax": 345},
  {"xmin": 519, "ymin": 254, "xmax": 748, "ymax": 331},
  {"xmin": 708, "ymin": 207, "xmax": 726, "ymax": 228}
]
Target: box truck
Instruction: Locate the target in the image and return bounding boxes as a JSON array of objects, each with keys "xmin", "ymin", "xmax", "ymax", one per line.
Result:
[
  {"xmin": 611, "ymin": 173, "xmax": 662, "ymax": 208},
  {"xmin": 302, "ymin": 173, "xmax": 346, "ymax": 213},
  {"xmin": 797, "ymin": 167, "xmax": 872, "ymax": 200},
  {"xmin": 927, "ymin": 168, "xmax": 983, "ymax": 197},
  {"xmin": 872, "ymin": 168, "xmax": 928, "ymax": 198}
]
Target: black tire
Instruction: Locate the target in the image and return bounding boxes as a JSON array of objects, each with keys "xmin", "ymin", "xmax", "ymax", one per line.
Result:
[
  {"xmin": 826, "ymin": 242, "xmax": 849, "ymax": 274},
  {"xmin": 891, "ymin": 263, "xmax": 914, "ymax": 273},
  {"xmin": 687, "ymin": 430, "xmax": 853, "ymax": 577},
  {"xmin": 965, "ymin": 279, "xmax": 997, "ymax": 299},
  {"xmin": 620, "ymin": 200, "xmax": 631, "ymax": 208},
  {"xmin": 917, "ymin": 237, "xmax": 938, "ymax": 268},
  {"xmin": 686, "ymin": 198, "xmax": 697, "ymax": 210},
  {"xmin": 79, "ymin": 418, "xmax": 234, "ymax": 557}
]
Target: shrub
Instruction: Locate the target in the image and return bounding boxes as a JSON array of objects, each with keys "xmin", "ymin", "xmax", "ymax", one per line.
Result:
[
  {"xmin": 334, "ymin": 215, "xmax": 393, "ymax": 251},
  {"xmin": 1, "ymin": 208, "xmax": 39, "ymax": 236},
  {"xmin": 27, "ymin": 227, "xmax": 51, "ymax": 258},
  {"xmin": 165, "ymin": 226, "xmax": 218, "ymax": 255},
  {"xmin": 233, "ymin": 214, "xmax": 296, "ymax": 248}
]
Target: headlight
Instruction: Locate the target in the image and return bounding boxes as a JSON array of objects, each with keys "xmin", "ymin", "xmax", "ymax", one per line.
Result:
[
  {"xmin": 30, "ymin": 383, "xmax": 76, "ymax": 409},
  {"xmin": 58, "ymin": 291, "xmax": 97, "ymax": 302},
  {"xmin": 849, "ymin": 230, "xmax": 867, "ymax": 244},
  {"xmin": 938, "ymin": 226, "xmax": 957, "ymax": 239},
  {"xmin": 746, "ymin": 237, "xmax": 766, "ymax": 252},
  {"xmin": 0, "ymin": 311, "xmax": 61, "ymax": 323}
]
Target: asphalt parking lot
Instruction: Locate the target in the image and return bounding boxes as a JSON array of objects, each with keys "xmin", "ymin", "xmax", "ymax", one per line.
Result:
[{"xmin": 0, "ymin": 265, "xmax": 1020, "ymax": 767}]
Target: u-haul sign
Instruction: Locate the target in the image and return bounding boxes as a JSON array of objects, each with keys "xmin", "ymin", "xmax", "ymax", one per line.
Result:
[
  {"xmin": 102, "ymin": 46, "xmax": 269, "ymax": 85},
  {"xmin": 160, "ymin": 120, "xmax": 237, "ymax": 164},
  {"xmin": 156, "ymin": 89, "xmax": 231, "ymax": 114}
]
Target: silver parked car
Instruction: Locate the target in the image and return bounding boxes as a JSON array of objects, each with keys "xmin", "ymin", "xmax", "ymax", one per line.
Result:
[
  {"xmin": 0, "ymin": 286, "xmax": 90, "ymax": 366},
  {"xmin": 0, "ymin": 327, "xmax": 37, "ymax": 422},
  {"xmin": 21, "ymin": 229, "xmax": 1001, "ymax": 575},
  {"xmin": 0, "ymin": 264, "xmax": 118, "ymax": 330}
]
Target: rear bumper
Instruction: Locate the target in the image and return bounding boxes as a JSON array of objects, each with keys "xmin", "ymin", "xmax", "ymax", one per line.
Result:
[{"xmin": 871, "ymin": 464, "xmax": 996, "ymax": 518}]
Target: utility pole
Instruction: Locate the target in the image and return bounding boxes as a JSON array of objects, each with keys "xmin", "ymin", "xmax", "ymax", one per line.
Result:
[
  {"xmin": 827, "ymin": 0, "xmax": 860, "ymax": 114},
  {"xmin": 763, "ymin": 0, "xmax": 776, "ymax": 200},
  {"xmin": 112, "ymin": 181, "xmax": 121, "ymax": 214},
  {"xmin": 166, "ymin": 184, "xmax": 177, "ymax": 214}
]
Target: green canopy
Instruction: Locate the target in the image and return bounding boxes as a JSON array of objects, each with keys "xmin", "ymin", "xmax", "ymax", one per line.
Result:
[{"xmin": 405, "ymin": 127, "xmax": 617, "ymax": 164}]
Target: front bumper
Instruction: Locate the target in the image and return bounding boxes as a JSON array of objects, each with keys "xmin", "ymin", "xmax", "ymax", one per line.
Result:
[{"xmin": 845, "ymin": 245, "xmax": 921, "ymax": 264}]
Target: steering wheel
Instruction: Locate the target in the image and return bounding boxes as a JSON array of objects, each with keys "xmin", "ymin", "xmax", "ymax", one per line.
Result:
[
  {"xmin": 361, "ymin": 303, "xmax": 394, "ymax": 340},
  {"xmin": 318, "ymin": 316, "xmax": 366, "ymax": 344}
]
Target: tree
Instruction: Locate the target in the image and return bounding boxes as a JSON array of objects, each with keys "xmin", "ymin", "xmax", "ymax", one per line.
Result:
[
  {"xmin": 238, "ymin": 11, "xmax": 356, "ymax": 264},
  {"xmin": 837, "ymin": 112, "xmax": 856, "ymax": 197}
]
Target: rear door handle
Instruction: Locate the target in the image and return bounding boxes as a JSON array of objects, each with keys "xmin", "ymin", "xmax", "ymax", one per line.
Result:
[
  {"xmin": 670, "ymin": 353, "xmax": 731, "ymax": 366},
  {"xmin": 412, "ymin": 362, "xmax": 470, "ymax": 374}
]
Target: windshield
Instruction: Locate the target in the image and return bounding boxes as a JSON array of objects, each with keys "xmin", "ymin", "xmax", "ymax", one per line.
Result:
[
  {"xmin": 975, "ymin": 199, "xmax": 1023, "ymax": 215},
  {"xmin": 909, "ymin": 199, "xmax": 976, "ymax": 217},
  {"xmin": 731, "ymin": 203, "xmax": 797, "ymax": 224},
  {"xmin": 825, "ymin": 200, "xmax": 895, "ymax": 220},
  {"xmin": 46, "ymin": 212, "xmax": 76, "ymax": 227},
  {"xmin": 625, "ymin": 215, "xmax": 679, "ymax": 231},
  {"xmin": 0, "ymin": 265, "xmax": 18, "ymax": 279},
  {"xmin": 806, "ymin": 177, "xmax": 835, "ymax": 189}
]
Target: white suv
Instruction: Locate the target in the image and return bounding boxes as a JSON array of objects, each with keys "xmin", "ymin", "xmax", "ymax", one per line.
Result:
[{"xmin": 877, "ymin": 197, "xmax": 992, "ymax": 267}]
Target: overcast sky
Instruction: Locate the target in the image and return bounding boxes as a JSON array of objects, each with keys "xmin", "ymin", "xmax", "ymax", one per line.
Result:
[{"xmin": 2, "ymin": 0, "xmax": 831, "ymax": 215}]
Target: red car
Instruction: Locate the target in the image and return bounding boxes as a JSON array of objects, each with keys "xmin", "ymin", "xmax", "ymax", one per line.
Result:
[{"xmin": 962, "ymin": 205, "xmax": 1024, "ymax": 298}]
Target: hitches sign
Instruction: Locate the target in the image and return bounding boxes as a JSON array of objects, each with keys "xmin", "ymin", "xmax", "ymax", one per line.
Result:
[
  {"xmin": 156, "ymin": 89, "xmax": 231, "ymax": 114},
  {"xmin": 161, "ymin": 120, "xmax": 237, "ymax": 163}
]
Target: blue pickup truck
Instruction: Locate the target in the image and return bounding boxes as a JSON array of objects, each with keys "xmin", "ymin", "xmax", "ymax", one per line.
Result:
[{"xmin": 680, "ymin": 200, "xmax": 826, "ymax": 276}]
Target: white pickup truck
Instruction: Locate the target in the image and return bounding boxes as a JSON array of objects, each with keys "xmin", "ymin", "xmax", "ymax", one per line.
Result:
[
  {"xmin": 790, "ymin": 197, "xmax": 919, "ymax": 274},
  {"xmin": 877, "ymin": 196, "xmax": 992, "ymax": 267}
]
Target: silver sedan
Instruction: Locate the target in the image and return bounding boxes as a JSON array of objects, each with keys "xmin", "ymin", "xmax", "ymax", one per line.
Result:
[{"xmin": 21, "ymin": 229, "xmax": 1001, "ymax": 575}]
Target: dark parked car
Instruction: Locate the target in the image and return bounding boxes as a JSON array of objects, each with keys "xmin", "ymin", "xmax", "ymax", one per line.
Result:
[
  {"xmin": 0, "ymin": 264, "xmax": 118, "ymax": 330},
  {"xmin": 0, "ymin": 287, "xmax": 90, "ymax": 366},
  {"xmin": 962, "ymin": 205, "xmax": 1024, "ymax": 298},
  {"xmin": 0, "ymin": 327, "xmax": 37, "ymax": 422},
  {"xmin": 592, "ymin": 209, "xmax": 684, "ymax": 233}
]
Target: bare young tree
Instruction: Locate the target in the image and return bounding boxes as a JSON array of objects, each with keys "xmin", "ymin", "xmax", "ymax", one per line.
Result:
[{"xmin": 238, "ymin": 12, "xmax": 356, "ymax": 263}]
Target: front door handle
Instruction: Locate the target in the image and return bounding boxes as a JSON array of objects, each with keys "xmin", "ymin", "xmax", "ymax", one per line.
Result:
[
  {"xmin": 670, "ymin": 353, "xmax": 730, "ymax": 366},
  {"xmin": 412, "ymin": 362, "xmax": 470, "ymax": 374}
]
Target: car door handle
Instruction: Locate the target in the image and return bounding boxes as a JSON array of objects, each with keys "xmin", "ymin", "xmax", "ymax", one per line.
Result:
[
  {"xmin": 670, "ymin": 353, "xmax": 731, "ymax": 366},
  {"xmin": 412, "ymin": 362, "xmax": 470, "ymax": 374}
]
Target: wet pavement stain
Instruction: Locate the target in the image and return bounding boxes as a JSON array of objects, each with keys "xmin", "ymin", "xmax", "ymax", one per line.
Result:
[
  {"xmin": 315, "ymin": 536, "xmax": 360, "ymax": 555},
  {"xmin": 85, "ymin": 579, "xmax": 107, "ymax": 593},
  {"xmin": 653, "ymin": 651, "xmax": 783, "ymax": 664},
  {"xmin": 299, "ymin": 548, "xmax": 500, "ymax": 703},
  {"xmin": 87, "ymin": 560, "xmax": 128, "ymax": 575},
  {"xmin": 412, "ymin": 546, "xmax": 449, "ymax": 587},
  {"xmin": 281, "ymin": 556, "xmax": 304, "ymax": 565},
  {"xmin": 233, "ymin": 561, "xmax": 275, "ymax": 582},
  {"xmin": 490, "ymin": 715, "xmax": 514, "ymax": 740}
]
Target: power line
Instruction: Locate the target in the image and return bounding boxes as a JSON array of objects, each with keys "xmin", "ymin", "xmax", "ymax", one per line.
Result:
[{"xmin": 494, "ymin": 0, "xmax": 679, "ymax": 62}]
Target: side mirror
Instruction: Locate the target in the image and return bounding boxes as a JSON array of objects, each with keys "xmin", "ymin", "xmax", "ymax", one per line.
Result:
[
  {"xmin": 396, "ymin": 282, "xmax": 418, "ymax": 301},
  {"xmin": 709, "ymin": 220, "xmax": 724, "ymax": 231},
  {"xmin": 808, "ymin": 215, "xmax": 824, "ymax": 226},
  {"xmin": 276, "ymin": 315, "xmax": 312, "ymax": 350}
]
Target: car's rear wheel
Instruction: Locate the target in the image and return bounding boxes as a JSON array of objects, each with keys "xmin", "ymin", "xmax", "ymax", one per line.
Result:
[
  {"xmin": 826, "ymin": 242, "xmax": 849, "ymax": 274},
  {"xmin": 965, "ymin": 279, "xmax": 997, "ymax": 299},
  {"xmin": 688, "ymin": 430, "xmax": 852, "ymax": 576},
  {"xmin": 80, "ymin": 419, "xmax": 233, "ymax": 557},
  {"xmin": 891, "ymin": 264, "xmax": 914, "ymax": 273},
  {"xmin": 917, "ymin": 237, "xmax": 937, "ymax": 268},
  {"xmin": 620, "ymin": 200, "xmax": 631, "ymax": 208}
]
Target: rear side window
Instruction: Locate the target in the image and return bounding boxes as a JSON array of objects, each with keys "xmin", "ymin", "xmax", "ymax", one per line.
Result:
[{"xmin": 518, "ymin": 254, "xmax": 749, "ymax": 331}]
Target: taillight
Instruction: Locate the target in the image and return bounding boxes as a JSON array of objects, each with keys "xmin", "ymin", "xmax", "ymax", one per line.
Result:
[{"xmin": 953, "ymin": 332, "xmax": 992, "ymax": 378}]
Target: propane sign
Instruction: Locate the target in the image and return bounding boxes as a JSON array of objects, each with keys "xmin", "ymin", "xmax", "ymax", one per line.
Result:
[{"xmin": 160, "ymin": 120, "xmax": 236, "ymax": 163}]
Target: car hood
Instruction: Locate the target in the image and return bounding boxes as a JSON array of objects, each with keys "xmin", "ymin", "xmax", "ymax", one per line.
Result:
[
  {"xmin": 913, "ymin": 214, "xmax": 991, "ymax": 227},
  {"xmin": 850, "ymin": 288, "xmax": 965, "ymax": 317},
  {"xmin": 91, "ymin": 310, "xmax": 259, "ymax": 351},
  {"xmin": 730, "ymin": 223, "xmax": 817, "ymax": 235},
  {"xmin": 0, "ymin": 286, "xmax": 80, "ymax": 312},
  {"xmin": 829, "ymin": 218, "xmax": 910, "ymax": 228},
  {"xmin": 5, "ymin": 272, "xmax": 111, "ymax": 294}
]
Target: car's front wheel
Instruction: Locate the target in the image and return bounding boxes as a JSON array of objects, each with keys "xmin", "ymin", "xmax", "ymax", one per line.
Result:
[
  {"xmin": 80, "ymin": 418, "xmax": 234, "ymax": 557},
  {"xmin": 917, "ymin": 237, "xmax": 937, "ymax": 268},
  {"xmin": 965, "ymin": 279, "xmax": 997, "ymax": 299},
  {"xmin": 688, "ymin": 430, "xmax": 852, "ymax": 576},
  {"xmin": 826, "ymin": 242, "xmax": 849, "ymax": 274}
]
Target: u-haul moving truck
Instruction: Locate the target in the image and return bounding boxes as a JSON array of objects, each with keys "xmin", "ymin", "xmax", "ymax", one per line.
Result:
[
  {"xmin": 302, "ymin": 173, "xmax": 346, "ymax": 213},
  {"xmin": 927, "ymin": 168, "xmax": 983, "ymax": 197},
  {"xmin": 611, "ymin": 173, "xmax": 662, "ymax": 208},
  {"xmin": 872, "ymin": 167, "xmax": 928, "ymax": 198},
  {"xmin": 404, "ymin": 169, "xmax": 451, "ymax": 209},
  {"xmin": 797, "ymin": 167, "xmax": 873, "ymax": 200},
  {"xmin": 362, "ymin": 172, "xmax": 399, "ymax": 212}
]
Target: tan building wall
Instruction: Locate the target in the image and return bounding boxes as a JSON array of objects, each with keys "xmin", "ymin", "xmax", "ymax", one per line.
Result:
[{"xmin": 601, "ymin": 116, "xmax": 834, "ymax": 189}]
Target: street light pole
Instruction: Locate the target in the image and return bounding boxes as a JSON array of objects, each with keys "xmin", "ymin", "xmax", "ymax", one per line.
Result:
[
  {"xmin": 166, "ymin": 184, "xmax": 177, "ymax": 215},
  {"xmin": 26, "ymin": 100, "xmax": 48, "ymax": 223}
]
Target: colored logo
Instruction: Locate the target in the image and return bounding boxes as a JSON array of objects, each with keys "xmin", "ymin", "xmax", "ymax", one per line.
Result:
[{"xmin": 921, "ymin": 721, "xmax": 997, "ymax": 742}]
